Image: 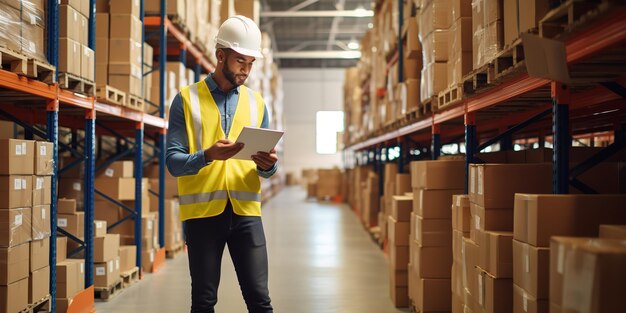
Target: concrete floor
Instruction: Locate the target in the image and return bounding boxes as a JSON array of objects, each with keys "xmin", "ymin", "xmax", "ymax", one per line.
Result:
[{"xmin": 94, "ymin": 186, "xmax": 409, "ymax": 313}]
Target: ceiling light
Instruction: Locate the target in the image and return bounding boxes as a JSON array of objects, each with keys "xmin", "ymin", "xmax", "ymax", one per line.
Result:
[
  {"xmin": 354, "ymin": 5, "xmax": 368, "ymax": 17},
  {"xmin": 368, "ymin": 22, "xmax": 373, "ymax": 29}
]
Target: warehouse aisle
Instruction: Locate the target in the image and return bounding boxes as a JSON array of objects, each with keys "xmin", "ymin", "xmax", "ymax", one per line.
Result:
[{"xmin": 95, "ymin": 186, "xmax": 408, "ymax": 313}]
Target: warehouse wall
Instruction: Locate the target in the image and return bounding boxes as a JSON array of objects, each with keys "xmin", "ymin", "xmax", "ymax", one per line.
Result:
[{"xmin": 279, "ymin": 68, "xmax": 345, "ymax": 179}]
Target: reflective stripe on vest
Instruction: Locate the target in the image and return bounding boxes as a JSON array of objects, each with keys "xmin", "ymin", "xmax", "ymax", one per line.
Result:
[
  {"xmin": 179, "ymin": 190, "xmax": 229, "ymax": 206},
  {"xmin": 189, "ymin": 83, "xmax": 203, "ymax": 150}
]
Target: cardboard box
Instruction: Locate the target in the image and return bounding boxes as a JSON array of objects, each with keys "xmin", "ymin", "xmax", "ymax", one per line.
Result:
[
  {"xmin": 395, "ymin": 173, "xmax": 412, "ymax": 195},
  {"xmin": 34, "ymin": 142, "xmax": 53, "ymax": 175},
  {"xmin": 56, "ymin": 298, "xmax": 72, "ymax": 313},
  {"xmin": 390, "ymin": 244, "xmax": 410, "ymax": 271},
  {"xmin": 109, "ymin": 14, "xmax": 142, "ymax": 42},
  {"xmin": 94, "ymin": 220, "xmax": 107, "ymax": 238},
  {"xmin": 476, "ymin": 163, "xmax": 552, "ymax": 209},
  {"xmin": 549, "ymin": 237, "xmax": 596, "ymax": 308},
  {"xmin": 415, "ymin": 215, "xmax": 451, "ymax": 247},
  {"xmin": 81, "ymin": 45, "xmax": 95, "ymax": 81},
  {"xmin": 512, "ymin": 239, "xmax": 549, "ymax": 299},
  {"xmin": 422, "ymin": 29, "xmax": 449, "ymax": 64},
  {"xmin": 32, "ymin": 176, "xmax": 51, "ymax": 206},
  {"xmin": 96, "ymin": 161, "xmax": 134, "ymax": 179},
  {"xmin": 96, "ymin": 13, "xmax": 109, "ymax": 38},
  {"xmin": 389, "ymin": 268, "xmax": 408, "ymax": 288},
  {"xmin": 452, "ymin": 293, "xmax": 464, "ymax": 313},
  {"xmin": 95, "ymin": 234, "xmax": 120, "ymax": 263},
  {"xmin": 452, "ymin": 262, "xmax": 464, "ymax": 299},
  {"xmin": 31, "ymin": 204, "xmax": 50, "ymax": 241},
  {"xmin": 94, "ymin": 177, "xmax": 136, "ymax": 200},
  {"xmin": 513, "ymin": 283, "xmax": 548, "ymax": 313},
  {"xmin": 519, "ymin": 0, "xmax": 550, "ymax": 35},
  {"xmin": 0, "ymin": 175, "xmax": 33, "ymax": 209},
  {"xmin": 59, "ymin": 5, "xmax": 81, "ymax": 42},
  {"xmin": 477, "ymin": 231, "xmax": 513, "ymax": 278},
  {"xmin": 58, "ymin": 37, "xmax": 81, "ymax": 76},
  {"xmin": 410, "ymin": 160, "xmax": 465, "ymax": 190},
  {"xmin": 141, "ymin": 249, "xmax": 155, "ymax": 272},
  {"xmin": 56, "ymin": 261, "xmax": 78, "ymax": 298},
  {"xmin": 96, "ymin": 37, "xmax": 109, "ymax": 64},
  {"xmin": 599, "ymin": 224, "xmax": 626, "ymax": 239},
  {"xmin": 108, "ymin": 39, "xmax": 142, "ymax": 65},
  {"xmin": 58, "ymin": 212, "xmax": 85, "ymax": 239},
  {"xmin": 119, "ymin": 245, "xmax": 136, "ymax": 272},
  {"xmin": 57, "ymin": 237, "xmax": 67, "ymax": 263},
  {"xmin": 60, "ymin": 0, "xmax": 87, "ymax": 17},
  {"xmin": 144, "ymin": 0, "xmax": 184, "ymax": 18},
  {"xmin": 58, "ymin": 198, "xmax": 77, "ymax": 215},
  {"xmin": 109, "ymin": 0, "xmax": 140, "ymax": 18},
  {"xmin": 413, "ymin": 244, "xmax": 453, "ymax": 278},
  {"xmin": 390, "ymin": 284, "xmax": 409, "ymax": 308},
  {"xmin": 96, "ymin": 63, "xmax": 108, "ymax": 86},
  {"xmin": 447, "ymin": 51, "xmax": 473, "ymax": 86},
  {"xmin": 0, "ymin": 139, "xmax": 35, "ymax": 175},
  {"xmin": 513, "ymin": 194, "xmax": 626, "ymax": 247},
  {"xmin": 388, "ymin": 216, "xmax": 410, "ymax": 246},
  {"xmin": 405, "ymin": 18, "xmax": 421, "ymax": 59},
  {"xmin": 29, "ymin": 238, "xmax": 48, "ymax": 272},
  {"xmin": 504, "ymin": 0, "xmax": 519, "ymax": 45},
  {"xmin": 66, "ymin": 258, "xmax": 85, "ymax": 291},
  {"xmin": 58, "ymin": 178, "xmax": 84, "ymax": 209},
  {"xmin": 0, "ymin": 277, "xmax": 28, "ymax": 313},
  {"xmin": 28, "ymin": 266, "xmax": 49, "ymax": 303},
  {"xmin": 94, "ymin": 257, "xmax": 120, "ymax": 287},
  {"xmin": 0, "ymin": 242, "xmax": 29, "ymax": 284},
  {"xmin": 391, "ymin": 196, "xmax": 412, "ymax": 222},
  {"xmin": 452, "ymin": 194, "xmax": 471, "ymax": 233},
  {"xmin": 452, "ymin": 0, "xmax": 472, "ymax": 21},
  {"xmin": 477, "ymin": 268, "xmax": 513, "ymax": 313},
  {"xmin": 470, "ymin": 203, "xmax": 513, "ymax": 238},
  {"xmin": 164, "ymin": 198, "xmax": 180, "ymax": 233},
  {"xmin": 109, "ymin": 74, "xmax": 142, "ymax": 97},
  {"xmin": 415, "ymin": 189, "xmax": 463, "ymax": 219},
  {"xmin": 414, "ymin": 275, "xmax": 452, "ymax": 312},
  {"xmin": 165, "ymin": 229, "xmax": 183, "ymax": 251},
  {"xmin": 0, "ymin": 208, "xmax": 32, "ymax": 246},
  {"xmin": 558, "ymin": 239, "xmax": 626, "ymax": 313},
  {"xmin": 418, "ymin": 0, "xmax": 452, "ymax": 38}
]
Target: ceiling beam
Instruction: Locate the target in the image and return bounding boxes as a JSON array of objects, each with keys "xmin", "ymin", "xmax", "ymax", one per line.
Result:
[
  {"xmin": 287, "ymin": 0, "xmax": 320, "ymax": 12},
  {"xmin": 260, "ymin": 10, "xmax": 374, "ymax": 18},
  {"xmin": 273, "ymin": 51, "xmax": 361, "ymax": 59}
]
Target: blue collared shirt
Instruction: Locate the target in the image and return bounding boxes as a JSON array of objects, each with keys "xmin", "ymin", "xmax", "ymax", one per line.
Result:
[{"xmin": 166, "ymin": 74, "xmax": 277, "ymax": 178}]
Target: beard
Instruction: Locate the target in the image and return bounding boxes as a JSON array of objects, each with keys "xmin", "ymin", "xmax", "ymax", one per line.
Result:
[{"xmin": 222, "ymin": 62, "xmax": 247, "ymax": 86}]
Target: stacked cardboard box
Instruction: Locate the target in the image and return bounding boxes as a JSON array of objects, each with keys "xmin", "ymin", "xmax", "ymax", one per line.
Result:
[
  {"xmin": 447, "ymin": 0, "xmax": 473, "ymax": 87},
  {"xmin": 472, "ymin": 0, "xmax": 503, "ymax": 69},
  {"xmin": 503, "ymin": 0, "xmax": 550, "ymax": 46},
  {"xmin": 55, "ymin": 245, "xmax": 85, "ymax": 310},
  {"xmin": 512, "ymin": 194, "xmax": 626, "ymax": 313},
  {"xmin": 93, "ymin": 230, "xmax": 120, "ymax": 287},
  {"xmin": 0, "ymin": 139, "xmax": 53, "ymax": 311},
  {"xmin": 408, "ymin": 160, "xmax": 464, "ymax": 312},
  {"xmin": 381, "ymin": 166, "xmax": 411, "ymax": 245},
  {"xmin": 388, "ymin": 196, "xmax": 411, "ymax": 308},
  {"xmin": 316, "ymin": 169, "xmax": 343, "ymax": 198},
  {"xmin": 163, "ymin": 199, "xmax": 183, "ymax": 251},
  {"xmin": 362, "ymin": 172, "xmax": 380, "ymax": 228},
  {"xmin": 0, "ymin": 0, "xmax": 47, "ymax": 62},
  {"xmin": 548, "ymin": 237, "xmax": 626, "ymax": 313},
  {"xmin": 464, "ymin": 163, "xmax": 551, "ymax": 312},
  {"xmin": 451, "ymin": 194, "xmax": 470, "ymax": 312},
  {"xmin": 419, "ymin": 0, "xmax": 452, "ymax": 103},
  {"xmin": 58, "ymin": 0, "xmax": 94, "ymax": 80}
]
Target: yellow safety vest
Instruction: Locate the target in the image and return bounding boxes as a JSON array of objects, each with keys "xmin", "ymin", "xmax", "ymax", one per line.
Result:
[{"xmin": 177, "ymin": 80, "xmax": 265, "ymax": 221}]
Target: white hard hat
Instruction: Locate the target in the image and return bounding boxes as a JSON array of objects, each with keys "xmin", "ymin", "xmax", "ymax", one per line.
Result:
[{"xmin": 215, "ymin": 15, "xmax": 263, "ymax": 58}]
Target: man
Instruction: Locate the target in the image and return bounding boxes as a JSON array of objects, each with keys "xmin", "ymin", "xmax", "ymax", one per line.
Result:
[{"xmin": 166, "ymin": 16, "xmax": 276, "ymax": 313}]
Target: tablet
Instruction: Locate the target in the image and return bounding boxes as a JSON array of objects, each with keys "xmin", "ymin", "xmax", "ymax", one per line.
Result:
[{"xmin": 232, "ymin": 127, "xmax": 284, "ymax": 160}]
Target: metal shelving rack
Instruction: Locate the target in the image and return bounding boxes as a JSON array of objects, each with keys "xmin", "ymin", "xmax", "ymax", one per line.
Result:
[
  {"xmin": 0, "ymin": 0, "xmax": 216, "ymax": 312},
  {"xmin": 346, "ymin": 6, "xmax": 626, "ymax": 196}
]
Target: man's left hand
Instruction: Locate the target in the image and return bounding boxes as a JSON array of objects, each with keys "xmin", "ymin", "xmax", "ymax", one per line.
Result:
[{"xmin": 251, "ymin": 148, "xmax": 278, "ymax": 171}]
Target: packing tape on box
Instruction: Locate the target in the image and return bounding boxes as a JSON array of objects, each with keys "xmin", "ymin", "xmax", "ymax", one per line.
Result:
[
  {"xmin": 108, "ymin": 260, "xmax": 113, "ymax": 272},
  {"xmin": 478, "ymin": 272, "xmax": 484, "ymax": 306},
  {"xmin": 562, "ymin": 249, "xmax": 595, "ymax": 312},
  {"xmin": 524, "ymin": 243, "xmax": 530, "ymax": 273},
  {"xmin": 462, "ymin": 240, "xmax": 469, "ymax": 289},
  {"xmin": 477, "ymin": 166, "xmax": 484, "ymax": 195},
  {"xmin": 557, "ymin": 244, "xmax": 566, "ymax": 274},
  {"xmin": 470, "ymin": 167, "xmax": 476, "ymax": 194},
  {"xmin": 116, "ymin": 259, "xmax": 120, "ymax": 271},
  {"xmin": 523, "ymin": 290, "xmax": 528, "ymax": 312}
]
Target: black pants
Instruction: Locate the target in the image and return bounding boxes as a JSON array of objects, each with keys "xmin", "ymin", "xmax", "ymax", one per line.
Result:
[{"xmin": 185, "ymin": 202, "xmax": 273, "ymax": 313}]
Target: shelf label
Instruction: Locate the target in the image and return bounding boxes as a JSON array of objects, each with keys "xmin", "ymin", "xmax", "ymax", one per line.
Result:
[
  {"xmin": 73, "ymin": 182, "xmax": 81, "ymax": 191},
  {"xmin": 116, "ymin": 259, "xmax": 120, "ymax": 270},
  {"xmin": 22, "ymin": 143, "xmax": 26, "ymax": 155},
  {"xmin": 109, "ymin": 260, "xmax": 113, "ymax": 272},
  {"xmin": 36, "ymin": 177, "xmax": 44, "ymax": 190},
  {"xmin": 15, "ymin": 143, "xmax": 22, "ymax": 156},
  {"xmin": 14, "ymin": 178, "xmax": 21, "ymax": 190},
  {"xmin": 477, "ymin": 168, "xmax": 484, "ymax": 195},
  {"xmin": 105, "ymin": 168, "xmax": 114, "ymax": 177},
  {"xmin": 21, "ymin": 179, "xmax": 26, "ymax": 190},
  {"xmin": 15, "ymin": 214, "xmax": 22, "ymax": 226},
  {"xmin": 80, "ymin": 262, "xmax": 84, "ymax": 273},
  {"xmin": 148, "ymin": 220, "xmax": 153, "ymax": 230},
  {"xmin": 150, "ymin": 251, "xmax": 154, "ymax": 262},
  {"xmin": 96, "ymin": 266, "xmax": 105, "ymax": 276},
  {"xmin": 58, "ymin": 218, "xmax": 68, "ymax": 227},
  {"xmin": 42, "ymin": 207, "xmax": 46, "ymax": 220},
  {"xmin": 96, "ymin": 221, "xmax": 103, "ymax": 229},
  {"xmin": 40, "ymin": 144, "xmax": 47, "ymax": 156}
]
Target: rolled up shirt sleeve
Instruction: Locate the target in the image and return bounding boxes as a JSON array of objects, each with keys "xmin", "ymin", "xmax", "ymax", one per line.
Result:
[
  {"xmin": 166, "ymin": 93, "xmax": 210, "ymax": 177},
  {"xmin": 256, "ymin": 104, "xmax": 278, "ymax": 178}
]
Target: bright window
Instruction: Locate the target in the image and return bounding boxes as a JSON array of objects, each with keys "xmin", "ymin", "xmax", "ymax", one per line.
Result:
[{"xmin": 316, "ymin": 111, "xmax": 344, "ymax": 154}]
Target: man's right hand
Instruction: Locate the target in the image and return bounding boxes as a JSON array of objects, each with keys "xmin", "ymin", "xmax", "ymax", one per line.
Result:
[{"xmin": 204, "ymin": 139, "xmax": 244, "ymax": 161}]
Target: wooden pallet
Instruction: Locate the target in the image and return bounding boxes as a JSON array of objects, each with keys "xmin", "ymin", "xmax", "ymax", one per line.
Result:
[
  {"xmin": 58, "ymin": 72, "xmax": 95, "ymax": 96},
  {"xmin": 420, "ymin": 96, "xmax": 436, "ymax": 116},
  {"xmin": 436, "ymin": 83, "xmax": 464, "ymax": 111},
  {"xmin": 125, "ymin": 94, "xmax": 145, "ymax": 112},
  {"xmin": 120, "ymin": 266, "xmax": 140, "ymax": 288},
  {"xmin": 96, "ymin": 85, "xmax": 127, "ymax": 106},
  {"xmin": 462, "ymin": 62, "xmax": 496, "ymax": 95},
  {"xmin": 19, "ymin": 294, "xmax": 51, "ymax": 313},
  {"xmin": 494, "ymin": 38, "xmax": 527, "ymax": 81},
  {"xmin": 26, "ymin": 59, "xmax": 55, "ymax": 84},
  {"xmin": 0, "ymin": 46, "xmax": 28, "ymax": 75},
  {"xmin": 539, "ymin": 0, "xmax": 612, "ymax": 38},
  {"xmin": 165, "ymin": 243, "xmax": 185, "ymax": 259},
  {"xmin": 94, "ymin": 279, "xmax": 123, "ymax": 301}
]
